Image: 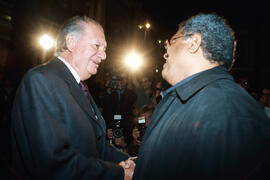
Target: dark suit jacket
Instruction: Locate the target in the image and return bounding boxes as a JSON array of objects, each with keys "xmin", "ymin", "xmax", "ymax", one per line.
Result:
[
  {"xmin": 133, "ymin": 66, "xmax": 270, "ymax": 180},
  {"xmin": 11, "ymin": 58, "xmax": 129, "ymax": 180}
]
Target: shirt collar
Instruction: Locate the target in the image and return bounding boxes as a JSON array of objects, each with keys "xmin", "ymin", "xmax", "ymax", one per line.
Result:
[
  {"xmin": 163, "ymin": 71, "xmax": 202, "ymax": 97},
  {"xmin": 57, "ymin": 56, "xmax": 81, "ymax": 84}
]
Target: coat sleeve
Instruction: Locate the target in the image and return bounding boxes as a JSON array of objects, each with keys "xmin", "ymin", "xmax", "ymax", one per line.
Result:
[
  {"xmin": 103, "ymin": 142, "xmax": 130, "ymax": 163},
  {"xmin": 11, "ymin": 70, "xmax": 125, "ymax": 180}
]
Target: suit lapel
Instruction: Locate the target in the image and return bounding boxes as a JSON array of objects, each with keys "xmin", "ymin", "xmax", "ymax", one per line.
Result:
[
  {"xmin": 68, "ymin": 78, "xmax": 106, "ymax": 132},
  {"xmin": 50, "ymin": 58, "xmax": 105, "ymax": 131},
  {"xmin": 89, "ymin": 93, "xmax": 106, "ymax": 132}
]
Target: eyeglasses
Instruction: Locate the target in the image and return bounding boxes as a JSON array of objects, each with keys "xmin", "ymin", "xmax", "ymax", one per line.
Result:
[{"xmin": 164, "ymin": 34, "xmax": 193, "ymax": 50}]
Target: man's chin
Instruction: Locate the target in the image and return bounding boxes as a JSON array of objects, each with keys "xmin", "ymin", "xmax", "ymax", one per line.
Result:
[
  {"xmin": 161, "ymin": 70, "xmax": 170, "ymax": 84},
  {"xmin": 88, "ymin": 68, "xmax": 98, "ymax": 76},
  {"xmin": 161, "ymin": 69, "xmax": 166, "ymax": 79}
]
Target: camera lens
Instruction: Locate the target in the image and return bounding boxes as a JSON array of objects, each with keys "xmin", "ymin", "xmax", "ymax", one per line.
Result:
[{"xmin": 113, "ymin": 128, "xmax": 123, "ymax": 138}]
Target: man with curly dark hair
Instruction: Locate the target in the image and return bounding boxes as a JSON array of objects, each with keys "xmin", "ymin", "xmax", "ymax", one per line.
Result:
[{"xmin": 133, "ymin": 13, "xmax": 270, "ymax": 179}]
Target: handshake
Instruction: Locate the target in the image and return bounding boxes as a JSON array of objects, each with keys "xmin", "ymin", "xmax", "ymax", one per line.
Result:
[{"xmin": 119, "ymin": 156, "xmax": 137, "ymax": 180}]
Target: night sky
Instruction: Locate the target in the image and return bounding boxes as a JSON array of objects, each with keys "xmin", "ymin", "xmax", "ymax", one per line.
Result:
[{"xmin": 143, "ymin": 0, "xmax": 268, "ymax": 27}]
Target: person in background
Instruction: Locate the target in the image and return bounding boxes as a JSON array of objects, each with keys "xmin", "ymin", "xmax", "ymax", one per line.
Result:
[
  {"xmin": 236, "ymin": 76, "xmax": 259, "ymax": 100},
  {"xmin": 132, "ymin": 75, "xmax": 154, "ymax": 111},
  {"xmin": 127, "ymin": 105, "xmax": 154, "ymax": 156},
  {"xmin": 152, "ymin": 81, "xmax": 164, "ymax": 107},
  {"xmin": 103, "ymin": 73, "xmax": 137, "ymax": 152},
  {"xmin": 133, "ymin": 13, "xmax": 270, "ymax": 179},
  {"xmin": 11, "ymin": 16, "xmax": 135, "ymax": 180},
  {"xmin": 0, "ymin": 71, "xmax": 16, "ymax": 179}
]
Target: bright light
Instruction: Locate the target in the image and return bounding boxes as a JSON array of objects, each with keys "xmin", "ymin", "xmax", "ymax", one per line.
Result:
[
  {"xmin": 157, "ymin": 40, "xmax": 162, "ymax": 44},
  {"xmin": 155, "ymin": 69, "xmax": 159, "ymax": 73},
  {"xmin": 145, "ymin": 23, "xmax": 151, "ymax": 29},
  {"xmin": 138, "ymin": 25, "xmax": 143, "ymax": 29},
  {"xmin": 4, "ymin": 15, "xmax": 12, "ymax": 21},
  {"xmin": 39, "ymin": 34, "xmax": 54, "ymax": 50},
  {"xmin": 124, "ymin": 51, "xmax": 143, "ymax": 71}
]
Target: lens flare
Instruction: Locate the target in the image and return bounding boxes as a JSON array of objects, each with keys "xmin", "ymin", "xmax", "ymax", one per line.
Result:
[
  {"xmin": 39, "ymin": 34, "xmax": 54, "ymax": 50},
  {"xmin": 124, "ymin": 51, "xmax": 143, "ymax": 71}
]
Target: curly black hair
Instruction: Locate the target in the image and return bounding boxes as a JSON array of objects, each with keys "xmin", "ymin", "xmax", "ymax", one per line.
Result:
[{"xmin": 179, "ymin": 13, "xmax": 236, "ymax": 70}]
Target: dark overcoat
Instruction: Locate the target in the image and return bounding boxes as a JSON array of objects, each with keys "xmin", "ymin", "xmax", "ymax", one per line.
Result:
[
  {"xmin": 133, "ymin": 66, "xmax": 270, "ymax": 180},
  {"xmin": 11, "ymin": 58, "xmax": 129, "ymax": 180}
]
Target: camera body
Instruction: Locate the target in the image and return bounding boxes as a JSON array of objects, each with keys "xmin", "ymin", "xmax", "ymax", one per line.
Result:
[
  {"xmin": 137, "ymin": 116, "xmax": 147, "ymax": 141},
  {"xmin": 108, "ymin": 75, "xmax": 121, "ymax": 90},
  {"xmin": 112, "ymin": 114, "xmax": 123, "ymax": 138}
]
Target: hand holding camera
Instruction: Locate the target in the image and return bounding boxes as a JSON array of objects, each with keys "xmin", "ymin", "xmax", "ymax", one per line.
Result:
[
  {"xmin": 131, "ymin": 116, "xmax": 147, "ymax": 145},
  {"xmin": 137, "ymin": 116, "xmax": 147, "ymax": 141},
  {"xmin": 107, "ymin": 114, "xmax": 127, "ymax": 149},
  {"xmin": 106, "ymin": 128, "xmax": 113, "ymax": 139}
]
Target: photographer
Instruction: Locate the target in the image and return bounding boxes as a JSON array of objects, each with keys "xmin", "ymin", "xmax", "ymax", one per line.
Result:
[
  {"xmin": 127, "ymin": 105, "xmax": 154, "ymax": 156},
  {"xmin": 102, "ymin": 74, "xmax": 137, "ymax": 151}
]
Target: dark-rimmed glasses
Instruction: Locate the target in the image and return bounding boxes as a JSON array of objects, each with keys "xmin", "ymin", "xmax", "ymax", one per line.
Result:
[{"xmin": 164, "ymin": 34, "xmax": 193, "ymax": 50}]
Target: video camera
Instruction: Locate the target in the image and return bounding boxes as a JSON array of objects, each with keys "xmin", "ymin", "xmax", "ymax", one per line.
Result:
[
  {"xmin": 108, "ymin": 75, "xmax": 121, "ymax": 90},
  {"xmin": 137, "ymin": 116, "xmax": 147, "ymax": 141}
]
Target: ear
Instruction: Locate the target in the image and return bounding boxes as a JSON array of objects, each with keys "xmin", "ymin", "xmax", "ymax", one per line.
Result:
[
  {"xmin": 188, "ymin": 33, "xmax": 201, "ymax": 53},
  {"xmin": 65, "ymin": 33, "xmax": 76, "ymax": 52}
]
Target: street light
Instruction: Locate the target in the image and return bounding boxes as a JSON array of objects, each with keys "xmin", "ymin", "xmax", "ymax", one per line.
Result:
[
  {"xmin": 138, "ymin": 25, "xmax": 143, "ymax": 29},
  {"xmin": 143, "ymin": 22, "xmax": 151, "ymax": 40},
  {"xmin": 145, "ymin": 22, "xmax": 151, "ymax": 29},
  {"xmin": 138, "ymin": 22, "xmax": 151, "ymax": 30}
]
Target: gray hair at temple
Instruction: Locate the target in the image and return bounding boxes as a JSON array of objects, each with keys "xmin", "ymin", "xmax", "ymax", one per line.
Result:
[
  {"xmin": 55, "ymin": 16, "xmax": 102, "ymax": 55},
  {"xmin": 179, "ymin": 13, "xmax": 237, "ymax": 70}
]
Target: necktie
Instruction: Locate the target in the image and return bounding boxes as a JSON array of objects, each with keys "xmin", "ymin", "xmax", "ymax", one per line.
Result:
[
  {"xmin": 79, "ymin": 81, "xmax": 99, "ymax": 119},
  {"xmin": 79, "ymin": 81, "xmax": 90, "ymax": 102}
]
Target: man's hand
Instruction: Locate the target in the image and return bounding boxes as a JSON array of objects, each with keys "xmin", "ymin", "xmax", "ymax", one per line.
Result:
[
  {"xmin": 119, "ymin": 157, "xmax": 137, "ymax": 180},
  {"xmin": 106, "ymin": 128, "xmax": 113, "ymax": 139}
]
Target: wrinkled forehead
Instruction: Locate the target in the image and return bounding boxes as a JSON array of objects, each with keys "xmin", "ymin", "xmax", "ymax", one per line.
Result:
[{"xmin": 83, "ymin": 22, "xmax": 106, "ymax": 44}]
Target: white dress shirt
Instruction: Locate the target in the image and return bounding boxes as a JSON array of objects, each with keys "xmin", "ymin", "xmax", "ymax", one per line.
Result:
[{"xmin": 57, "ymin": 56, "xmax": 80, "ymax": 84}]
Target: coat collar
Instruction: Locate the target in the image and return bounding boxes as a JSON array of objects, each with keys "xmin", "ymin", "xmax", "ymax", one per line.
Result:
[
  {"xmin": 174, "ymin": 66, "xmax": 233, "ymax": 101},
  {"xmin": 141, "ymin": 66, "xmax": 233, "ymax": 145}
]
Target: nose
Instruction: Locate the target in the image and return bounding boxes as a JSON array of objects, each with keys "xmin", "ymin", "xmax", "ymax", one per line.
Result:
[
  {"xmin": 98, "ymin": 50, "xmax": 106, "ymax": 60},
  {"xmin": 163, "ymin": 53, "xmax": 169, "ymax": 60}
]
